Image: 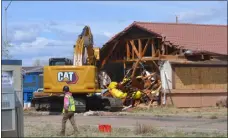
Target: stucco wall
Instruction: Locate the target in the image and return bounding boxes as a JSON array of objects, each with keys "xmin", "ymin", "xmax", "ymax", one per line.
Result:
[{"xmin": 2, "ymin": 65, "xmax": 23, "ymax": 105}]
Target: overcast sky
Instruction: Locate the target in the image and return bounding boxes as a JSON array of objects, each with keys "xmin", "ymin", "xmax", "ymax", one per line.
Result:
[{"xmin": 1, "ymin": 1, "xmax": 227, "ymax": 66}]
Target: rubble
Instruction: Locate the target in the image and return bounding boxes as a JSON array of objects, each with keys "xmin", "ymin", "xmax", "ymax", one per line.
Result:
[
  {"xmin": 101, "ymin": 61, "xmax": 162, "ymax": 110},
  {"xmin": 83, "ymin": 110, "xmax": 100, "ymax": 116},
  {"xmin": 83, "ymin": 110, "xmax": 115, "ymax": 116}
]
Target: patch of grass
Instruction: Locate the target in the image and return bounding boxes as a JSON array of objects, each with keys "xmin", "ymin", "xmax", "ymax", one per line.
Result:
[
  {"xmin": 196, "ymin": 115, "xmax": 203, "ymax": 118},
  {"xmin": 210, "ymin": 115, "xmax": 218, "ymax": 119},
  {"xmin": 134, "ymin": 122, "xmax": 159, "ymax": 135}
]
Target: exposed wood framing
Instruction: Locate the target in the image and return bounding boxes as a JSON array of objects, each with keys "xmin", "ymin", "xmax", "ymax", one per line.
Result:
[
  {"xmin": 132, "ymin": 43, "xmax": 135, "ymax": 59},
  {"xmin": 126, "ymin": 42, "xmax": 130, "ymax": 60},
  {"xmin": 131, "ymin": 58, "xmax": 141, "ymax": 78},
  {"xmin": 138, "ymin": 39, "xmax": 142, "ymax": 58},
  {"xmin": 101, "ymin": 41, "xmax": 119, "ymax": 68},
  {"xmin": 129, "ymin": 40, "xmax": 141, "ymax": 58},
  {"xmin": 125, "ymin": 38, "xmax": 152, "ymax": 60},
  {"xmin": 103, "ymin": 36, "xmax": 186, "ymax": 67},
  {"xmin": 142, "ymin": 39, "xmax": 151, "ymax": 56},
  {"xmin": 156, "ymin": 49, "xmax": 161, "ymax": 58},
  {"xmin": 151, "ymin": 39, "xmax": 155, "ymax": 57},
  {"xmin": 152, "ymin": 60, "xmax": 159, "ymax": 71},
  {"xmin": 110, "ymin": 55, "xmax": 186, "ymax": 63}
]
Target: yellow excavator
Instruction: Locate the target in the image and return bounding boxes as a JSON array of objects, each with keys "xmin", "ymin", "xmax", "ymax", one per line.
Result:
[{"xmin": 32, "ymin": 26, "xmax": 123, "ymax": 112}]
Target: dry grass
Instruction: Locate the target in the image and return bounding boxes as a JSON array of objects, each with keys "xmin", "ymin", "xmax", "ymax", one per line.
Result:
[
  {"xmin": 24, "ymin": 121, "xmax": 227, "ymax": 138},
  {"xmin": 209, "ymin": 115, "xmax": 218, "ymax": 119},
  {"xmin": 134, "ymin": 122, "xmax": 158, "ymax": 135},
  {"xmin": 130, "ymin": 106, "xmax": 228, "ymax": 118}
]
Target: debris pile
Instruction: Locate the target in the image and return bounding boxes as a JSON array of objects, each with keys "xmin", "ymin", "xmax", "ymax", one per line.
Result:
[
  {"xmin": 100, "ymin": 61, "xmax": 162, "ymax": 110},
  {"xmin": 216, "ymin": 97, "xmax": 227, "ymax": 108},
  {"xmin": 83, "ymin": 110, "xmax": 123, "ymax": 116}
]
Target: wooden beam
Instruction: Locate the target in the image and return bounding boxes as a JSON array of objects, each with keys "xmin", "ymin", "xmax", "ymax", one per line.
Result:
[
  {"xmin": 101, "ymin": 41, "xmax": 119, "ymax": 68},
  {"xmin": 138, "ymin": 39, "xmax": 142, "ymax": 58},
  {"xmin": 110, "ymin": 55, "xmax": 186, "ymax": 63},
  {"xmin": 156, "ymin": 49, "xmax": 161, "ymax": 58},
  {"xmin": 142, "ymin": 39, "xmax": 151, "ymax": 57},
  {"xmin": 126, "ymin": 42, "xmax": 130, "ymax": 60},
  {"xmin": 131, "ymin": 58, "xmax": 141, "ymax": 78},
  {"xmin": 132, "ymin": 43, "xmax": 134, "ymax": 59},
  {"xmin": 130, "ymin": 40, "xmax": 141, "ymax": 58},
  {"xmin": 151, "ymin": 39, "xmax": 155, "ymax": 57},
  {"xmin": 152, "ymin": 60, "xmax": 159, "ymax": 71}
]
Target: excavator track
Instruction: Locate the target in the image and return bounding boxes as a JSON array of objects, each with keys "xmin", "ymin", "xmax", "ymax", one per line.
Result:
[
  {"xmin": 101, "ymin": 97, "xmax": 123, "ymax": 112},
  {"xmin": 32, "ymin": 95, "xmax": 123, "ymax": 113}
]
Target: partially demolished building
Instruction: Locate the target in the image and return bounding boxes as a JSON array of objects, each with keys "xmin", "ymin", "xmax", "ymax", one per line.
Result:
[{"xmin": 100, "ymin": 21, "xmax": 227, "ymax": 108}]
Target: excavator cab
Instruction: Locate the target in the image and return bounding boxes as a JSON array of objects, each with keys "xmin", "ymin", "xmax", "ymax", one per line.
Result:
[{"xmin": 49, "ymin": 58, "xmax": 73, "ymax": 66}]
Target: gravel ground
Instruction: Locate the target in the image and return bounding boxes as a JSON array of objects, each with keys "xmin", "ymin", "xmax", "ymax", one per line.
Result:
[{"xmin": 24, "ymin": 108, "xmax": 228, "ymax": 137}]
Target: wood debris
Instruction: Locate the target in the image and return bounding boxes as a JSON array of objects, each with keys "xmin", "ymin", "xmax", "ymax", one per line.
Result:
[{"xmin": 100, "ymin": 61, "xmax": 162, "ymax": 110}]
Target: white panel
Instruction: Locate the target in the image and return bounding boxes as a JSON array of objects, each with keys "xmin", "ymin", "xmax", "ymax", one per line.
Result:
[{"xmin": 160, "ymin": 61, "xmax": 173, "ymax": 91}]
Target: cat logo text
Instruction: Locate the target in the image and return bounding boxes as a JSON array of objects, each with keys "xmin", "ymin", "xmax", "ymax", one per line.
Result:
[{"xmin": 57, "ymin": 72, "xmax": 78, "ymax": 84}]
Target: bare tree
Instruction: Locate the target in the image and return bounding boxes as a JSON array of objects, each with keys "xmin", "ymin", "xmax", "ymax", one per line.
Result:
[{"xmin": 2, "ymin": 40, "xmax": 13, "ymax": 59}]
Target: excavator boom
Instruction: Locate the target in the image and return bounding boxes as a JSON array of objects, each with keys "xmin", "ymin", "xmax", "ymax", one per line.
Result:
[{"xmin": 73, "ymin": 26, "xmax": 96, "ymax": 66}]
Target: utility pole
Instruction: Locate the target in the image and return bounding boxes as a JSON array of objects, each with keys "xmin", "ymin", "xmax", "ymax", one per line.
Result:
[
  {"xmin": 3, "ymin": 1, "xmax": 13, "ymax": 59},
  {"xmin": 5, "ymin": 0, "xmax": 12, "ymax": 43},
  {"xmin": 176, "ymin": 15, "xmax": 179, "ymax": 24}
]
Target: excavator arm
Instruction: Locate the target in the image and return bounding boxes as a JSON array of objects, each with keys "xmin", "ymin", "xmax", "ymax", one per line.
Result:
[{"xmin": 73, "ymin": 26, "xmax": 98, "ymax": 66}]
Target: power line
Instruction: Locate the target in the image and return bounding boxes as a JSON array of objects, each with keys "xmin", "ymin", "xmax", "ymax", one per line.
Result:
[{"xmin": 5, "ymin": 0, "xmax": 12, "ymax": 10}]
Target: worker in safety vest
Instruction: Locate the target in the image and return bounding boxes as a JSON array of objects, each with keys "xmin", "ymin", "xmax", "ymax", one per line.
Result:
[{"xmin": 60, "ymin": 86, "xmax": 78, "ymax": 136}]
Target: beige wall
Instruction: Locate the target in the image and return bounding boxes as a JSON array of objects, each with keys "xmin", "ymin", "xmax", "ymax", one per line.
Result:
[
  {"xmin": 174, "ymin": 67, "xmax": 227, "ymax": 90},
  {"xmin": 162, "ymin": 91, "xmax": 227, "ymax": 107}
]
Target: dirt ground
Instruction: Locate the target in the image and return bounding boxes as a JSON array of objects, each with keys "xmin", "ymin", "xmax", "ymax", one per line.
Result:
[{"xmin": 24, "ymin": 107, "xmax": 227, "ymax": 137}]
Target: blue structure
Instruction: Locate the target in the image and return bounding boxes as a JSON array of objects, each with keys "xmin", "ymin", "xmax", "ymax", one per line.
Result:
[
  {"xmin": 2, "ymin": 59, "xmax": 22, "ymax": 65},
  {"xmin": 22, "ymin": 67, "xmax": 43, "ymax": 103}
]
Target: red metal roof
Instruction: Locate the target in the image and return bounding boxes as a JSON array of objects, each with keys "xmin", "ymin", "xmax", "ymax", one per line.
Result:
[{"xmin": 105, "ymin": 21, "xmax": 227, "ymax": 55}]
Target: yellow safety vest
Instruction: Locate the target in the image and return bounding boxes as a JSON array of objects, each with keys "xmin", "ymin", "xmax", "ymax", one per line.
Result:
[{"xmin": 62, "ymin": 94, "xmax": 76, "ymax": 113}]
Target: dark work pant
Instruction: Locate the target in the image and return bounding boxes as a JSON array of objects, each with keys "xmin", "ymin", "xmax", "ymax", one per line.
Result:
[{"xmin": 61, "ymin": 111, "xmax": 78, "ymax": 133}]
